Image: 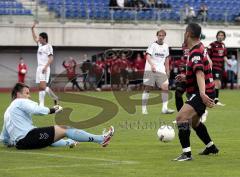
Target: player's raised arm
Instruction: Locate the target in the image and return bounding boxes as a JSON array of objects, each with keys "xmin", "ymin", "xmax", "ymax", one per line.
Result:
[{"xmin": 31, "ymin": 21, "xmax": 38, "ymax": 44}]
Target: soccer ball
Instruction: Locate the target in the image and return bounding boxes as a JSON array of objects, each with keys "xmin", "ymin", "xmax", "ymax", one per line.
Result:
[
  {"xmin": 21, "ymin": 69, "xmax": 26, "ymax": 74},
  {"xmin": 157, "ymin": 125, "xmax": 175, "ymax": 142}
]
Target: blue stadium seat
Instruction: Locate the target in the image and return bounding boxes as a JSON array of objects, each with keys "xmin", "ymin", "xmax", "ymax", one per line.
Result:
[
  {"xmin": 144, "ymin": 10, "xmax": 154, "ymax": 20},
  {"xmin": 32, "ymin": 0, "xmax": 240, "ymax": 22},
  {"xmin": 137, "ymin": 11, "xmax": 146, "ymax": 20},
  {"xmin": 0, "ymin": 0, "xmax": 32, "ymax": 15},
  {"xmin": 113, "ymin": 10, "xmax": 123, "ymax": 20}
]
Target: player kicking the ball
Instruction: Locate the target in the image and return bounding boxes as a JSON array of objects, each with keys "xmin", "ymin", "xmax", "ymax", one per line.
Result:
[{"xmin": 173, "ymin": 23, "xmax": 219, "ymax": 161}]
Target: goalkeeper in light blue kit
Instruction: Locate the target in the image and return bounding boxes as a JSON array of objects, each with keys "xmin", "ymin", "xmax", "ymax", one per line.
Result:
[{"xmin": 0, "ymin": 83, "xmax": 114, "ymax": 149}]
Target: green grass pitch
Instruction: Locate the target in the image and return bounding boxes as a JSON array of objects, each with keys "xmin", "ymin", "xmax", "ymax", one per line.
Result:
[{"xmin": 0, "ymin": 90, "xmax": 239, "ymax": 177}]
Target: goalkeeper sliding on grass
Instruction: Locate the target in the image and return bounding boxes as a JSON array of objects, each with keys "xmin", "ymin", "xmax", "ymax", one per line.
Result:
[{"xmin": 0, "ymin": 82, "xmax": 114, "ymax": 149}]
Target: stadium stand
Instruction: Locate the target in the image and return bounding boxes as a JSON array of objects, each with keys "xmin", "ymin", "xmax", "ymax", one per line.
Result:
[
  {"xmin": 0, "ymin": 0, "xmax": 31, "ymax": 15},
  {"xmin": 34, "ymin": 0, "xmax": 240, "ymax": 23},
  {"xmin": 0, "ymin": 0, "xmax": 239, "ymax": 23}
]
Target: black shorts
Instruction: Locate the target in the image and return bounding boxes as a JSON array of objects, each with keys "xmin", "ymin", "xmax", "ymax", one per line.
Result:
[
  {"xmin": 16, "ymin": 126, "xmax": 55, "ymax": 150},
  {"xmin": 212, "ymin": 69, "xmax": 223, "ymax": 80},
  {"xmin": 175, "ymin": 81, "xmax": 186, "ymax": 94},
  {"xmin": 186, "ymin": 93, "xmax": 215, "ymax": 117}
]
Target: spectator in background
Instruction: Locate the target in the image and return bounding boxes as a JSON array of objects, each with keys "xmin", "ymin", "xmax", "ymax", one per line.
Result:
[
  {"xmin": 130, "ymin": 0, "xmax": 147, "ymax": 10},
  {"xmin": 110, "ymin": 54, "xmax": 122, "ymax": 89},
  {"xmin": 81, "ymin": 59, "xmax": 97, "ymax": 90},
  {"xmin": 226, "ymin": 55, "xmax": 238, "ymax": 89},
  {"xmin": 156, "ymin": 0, "xmax": 164, "ymax": 8},
  {"xmin": 155, "ymin": 0, "xmax": 171, "ymax": 9},
  {"xmin": 117, "ymin": 0, "xmax": 126, "ymax": 8},
  {"xmin": 187, "ymin": 7, "xmax": 196, "ymax": 23},
  {"xmin": 234, "ymin": 13, "xmax": 240, "ymax": 23},
  {"xmin": 133, "ymin": 53, "xmax": 145, "ymax": 78},
  {"xmin": 88, "ymin": 60, "xmax": 98, "ymax": 91},
  {"xmin": 119, "ymin": 53, "xmax": 131, "ymax": 90},
  {"xmin": 132, "ymin": 53, "xmax": 146, "ymax": 89},
  {"xmin": 197, "ymin": 3, "xmax": 208, "ymax": 23},
  {"xmin": 184, "ymin": 4, "xmax": 196, "ymax": 24},
  {"xmin": 62, "ymin": 57, "xmax": 83, "ymax": 91},
  {"xmin": 18, "ymin": 57, "xmax": 27, "ymax": 83},
  {"xmin": 95, "ymin": 56, "xmax": 105, "ymax": 91},
  {"xmin": 109, "ymin": 0, "xmax": 127, "ymax": 9},
  {"xmin": 146, "ymin": 0, "xmax": 156, "ymax": 8},
  {"xmin": 80, "ymin": 54, "xmax": 90, "ymax": 90},
  {"xmin": 110, "ymin": 52, "xmax": 131, "ymax": 90},
  {"xmin": 105, "ymin": 53, "xmax": 116, "ymax": 85},
  {"xmin": 146, "ymin": 0, "xmax": 171, "ymax": 9}
]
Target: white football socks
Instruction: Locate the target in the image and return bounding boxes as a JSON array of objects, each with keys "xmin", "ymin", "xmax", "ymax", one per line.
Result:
[
  {"xmin": 162, "ymin": 91, "xmax": 168, "ymax": 111},
  {"xmin": 39, "ymin": 90, "xmax": 46, "ymax": 107},
  {"xmin": 142, "ymin": 90, "xmax": 149, "ymax": 113},
  {"xmin": 45, "ymin": 87, "xmax": 58, "ymax": 100}
]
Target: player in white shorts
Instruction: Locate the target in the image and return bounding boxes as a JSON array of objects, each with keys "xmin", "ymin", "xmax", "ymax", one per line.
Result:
[
  {"xmin": 31, "ymin": 22, "xmax": 58, "ymax": 107},
  {"xmin": 142, "ymin": 29, "xmax": 174, "ymax": 114}
]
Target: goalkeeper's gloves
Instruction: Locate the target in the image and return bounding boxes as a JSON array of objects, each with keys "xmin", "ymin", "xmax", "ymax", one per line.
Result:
[{"xmin": 49, "ymin": 105, "xmax": 63, "ymax": 114}]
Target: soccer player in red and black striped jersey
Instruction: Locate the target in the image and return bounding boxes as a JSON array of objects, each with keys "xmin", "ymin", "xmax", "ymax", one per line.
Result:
[
  {"xmin": 208, "ymin": 31, "xmax": 230, "ymax": 106},
  {"xmin": 174, "ymin": 42, "xmax": 188, "ymax": 112},
  {"xmin": 173, "ymin": 23, "xmax": 219, "ymax": 161}
]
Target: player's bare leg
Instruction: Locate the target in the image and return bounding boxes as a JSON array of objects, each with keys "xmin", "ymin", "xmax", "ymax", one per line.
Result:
[
  {"xmin": 214, "ymin": 80, "xmax": 225, "ymax": 106},
  {"xmin": 53, "ymin": 125, "xmax": 114, "ymax": 147}
]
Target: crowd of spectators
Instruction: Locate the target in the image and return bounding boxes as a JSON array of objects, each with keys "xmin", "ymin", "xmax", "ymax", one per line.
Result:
[
  {"xmin": 61, "ymin": 51, "xmax": 238, "ymax": 91},
  {"xmin": 183, "ymin": 3, "xmax": 208, "ymax": 24},
  {"xmin": 62, "ymin": 52, "xmax": 146, "ymax": 91},
  {"xmin": 109, "ymin": 0, "xmax": 171, "ymax": 10}
]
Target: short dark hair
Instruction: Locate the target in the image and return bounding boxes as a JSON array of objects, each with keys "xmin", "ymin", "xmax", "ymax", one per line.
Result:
[
  {"xmin": 216, "ymin": 30, "xmax": 226, "ymax": 39},
  {"xmin": 11, "ymin": 83, "xmax": 29, "ymax": 100},
  {"xmin": 156, "ymin": 29, "xmax": 166, "ymax": 36},
  {"xmin": 186, "ymin": 23, "xmax": 201, "ymax": 39},
  {"xmin": 39, "ymin": 32, "xmax": 48, "ymax": 43}
]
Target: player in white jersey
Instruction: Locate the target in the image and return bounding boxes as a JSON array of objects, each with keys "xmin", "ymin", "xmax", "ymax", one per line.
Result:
[
  {"xmin": 31, "ymin": 22, "xmax": 58, "ymax": 107},
  {"xmin": 0, "ymin": 83, "xmax": 114, "ymax": 149},
  {"xmin": 142, "ymin": 29, "xmax": 174, "ymax": 114}
]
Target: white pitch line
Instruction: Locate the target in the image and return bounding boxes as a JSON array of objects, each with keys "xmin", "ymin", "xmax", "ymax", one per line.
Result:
[
  {"xmin": 1, "ymin": 150, "xmax": 138, "ymax": 165},
  {"xmin": 0, "ymin": 163, "xmax": 111, "ymax": 172}
]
